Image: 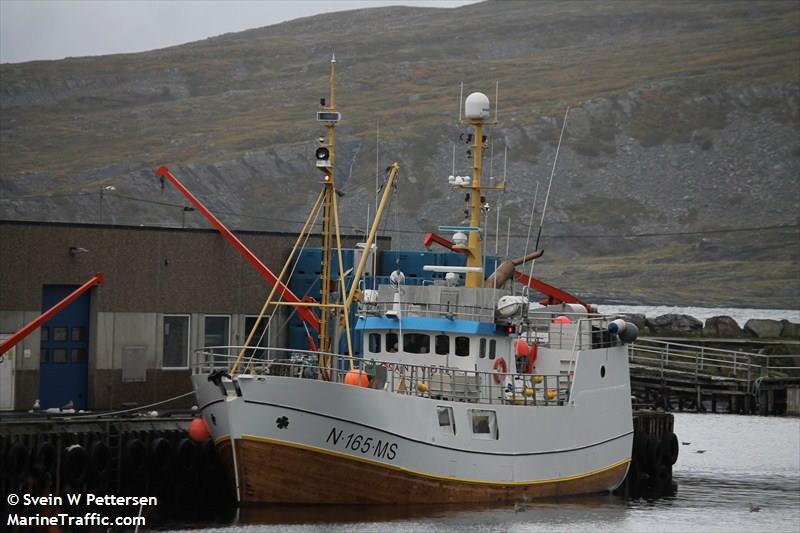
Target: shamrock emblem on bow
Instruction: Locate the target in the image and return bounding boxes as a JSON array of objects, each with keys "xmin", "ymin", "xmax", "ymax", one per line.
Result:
[{"xmin": 276, "ymin": 416, "xmax": 289, "ymax": 429}]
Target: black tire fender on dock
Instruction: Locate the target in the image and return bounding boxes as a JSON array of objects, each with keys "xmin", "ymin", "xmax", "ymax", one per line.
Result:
[
  {"xmin": 34, "ymin": 441, "xmax": 56, "ymax": 474},
  {"xmin": 663, "ymin": 432, "xmax": 679, "ymax": 466},
  {"xmin": 176, "ymin": 437, "xmax": 198, "ymax": 474},
  {"xmin": 5, "ymin": 441, "xmax": 29, "ymax": 477},
  {"xmin": 89, "ymin": 440, "xmax": 111, "ymax": 478},
  {"xmin": 632, "ymin": 432, "xmax": 648, "ymax": 467},
  {"xmin": 62, "ymin": 444, "xmax": 89, "ymax": 486},
  {"xmin": 123, "ymin": 438, "xmax": 147, "ymax": 476},
  {"xmin": 646, "ymin": 436, "xmax": 663, "ymax": 473},
  {"xmin": 149, "ymin": 437, "xmax": 173, "ymax": 473}
]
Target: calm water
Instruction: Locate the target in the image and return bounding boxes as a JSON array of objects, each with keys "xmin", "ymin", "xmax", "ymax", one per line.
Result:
[{"xmin": 171, "ymin": 413, "xmax": 800, "ymax": 533}]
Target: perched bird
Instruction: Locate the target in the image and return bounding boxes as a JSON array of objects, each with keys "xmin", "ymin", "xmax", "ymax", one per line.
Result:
[
  {"xmin": 682, "ymin": 441, "xmax": 691, "ymax": 445},
  {"xmin": 61, "ymin": 400, "xmax": 74, "ymax": 410},
  {"xmin": 696, "ymin": 450, "xmax": 706, "ymax": 454},
  {"xmin": 32, "ymin": 399, "xmax": 40, "ymax": 411}
]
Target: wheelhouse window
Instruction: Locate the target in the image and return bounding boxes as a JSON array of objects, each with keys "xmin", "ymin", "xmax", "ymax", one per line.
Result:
[
  {"xmin": 489, "ymin": 339, "xmax": 497, "ymax": 360},
  {"xmin": 403, "ymin": 333, "xmax": 430, "ymax": 354},
  {"xmin": 469, "ymin": 409, "xmax": 498, "ymax": 439},
  {"xmin": 437, "ymin": 406, "xmax": 456, "ymax": 435},
  {"xmin": 435, "ymin": 335, "xmax": 449, "ymax": 355},
  {"xmin": 479, "ymin": 338, "xmax": 486, "ymax": 358},
  {"xmin": 369, "ymin": 333, "xmax": 381, "ymax": 353},
  {"xmin": 455, "ymin": 336, "xmax": 470, "ymax": 357},
  {"xmin": 386, "ymin": 333, "xmax": 398, "ymax": 353},
  {"xmin": 163, "ymin": 315, "xmax": 190, "ymax": 368}
]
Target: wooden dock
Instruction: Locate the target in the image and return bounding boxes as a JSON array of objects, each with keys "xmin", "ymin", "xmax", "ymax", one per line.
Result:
[{"xmin": 629, "ymin": 338, "xmax": 800, "ymax": 415}]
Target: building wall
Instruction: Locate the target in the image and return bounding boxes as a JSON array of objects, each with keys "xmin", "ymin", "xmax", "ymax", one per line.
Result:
[{"xmin": 0, "ymin": 221, "xmax": 377, "ymax": 411}]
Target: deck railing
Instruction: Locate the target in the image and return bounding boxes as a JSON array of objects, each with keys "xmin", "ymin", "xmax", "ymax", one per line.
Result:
[{"xmin": 193, "ymin": 346, "xmax": 572, "ymax": 407}]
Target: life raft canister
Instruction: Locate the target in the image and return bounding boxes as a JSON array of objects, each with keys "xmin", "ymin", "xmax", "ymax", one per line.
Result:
[
  {"xmin": 492, "ymin": 357, "xmax": 508, "ymax": 384},
  {"xmin": 513, "ymin": 339, "xmax": 538, "ymax": 374}
]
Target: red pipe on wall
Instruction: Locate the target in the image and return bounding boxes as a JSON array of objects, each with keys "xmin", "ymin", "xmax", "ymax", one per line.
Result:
[
  {"xmin": 155, "ymin": 166, "xmax": 320, "ymax": 331},
  {"xmin": 0, "ymin": 272, "xmax": 105, "ymax": 355}
]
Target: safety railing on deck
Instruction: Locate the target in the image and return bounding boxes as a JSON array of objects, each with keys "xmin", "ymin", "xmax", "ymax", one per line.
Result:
[{"xmin": 193, "ymin": 346, "xmax": 572, "ymax": 407}]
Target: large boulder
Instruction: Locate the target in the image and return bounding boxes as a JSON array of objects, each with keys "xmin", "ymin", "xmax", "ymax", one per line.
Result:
[
  {"xmin": 621, "ymin": 313, "xmax": 648, "ymax": 333},
  {"xmin": 744, "ymin": 319, "xmax": 784, "ymax": 338},
  {"xmin": 646, "ymin": 313, "xmax": 703, "ymax": 335},
  {"xmin": 703, "ymin": 315, "xmax": 744, "ymax": 337},
  {"xmin": 780, "ymin": 320, "xmax": 800, "ymax": 339}
]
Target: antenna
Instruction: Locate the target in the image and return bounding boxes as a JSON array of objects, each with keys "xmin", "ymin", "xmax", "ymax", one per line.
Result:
[
  {"xmin": 458, "ymin": 82, "xmax": 464, "ymax": 122},
  {"xmin": 451, "ymin": 143, "xmax": 456, "ymax": 177},
  {"xmin": 527, "ymin": 106, "xmax": 569, "ymax": 282},
  {"xmin": 502, "ymin": 145, "xmax": 508, "ymax": 182},
  {"xmin": 489, "ymin": 139, "xmax": 494, "ymax": 181},
  {"xmin": 376, "ymin": 119, "xmax": 380, "ymax": 213},
  {"xmin": 494, "ymin": 81, "xmax": 499, "ymax": 122}
]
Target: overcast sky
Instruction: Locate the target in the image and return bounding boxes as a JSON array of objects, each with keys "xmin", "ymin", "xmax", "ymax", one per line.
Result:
[{"xmin": 1, "ymin": 0, "xmax": 476, "ymax": 64}]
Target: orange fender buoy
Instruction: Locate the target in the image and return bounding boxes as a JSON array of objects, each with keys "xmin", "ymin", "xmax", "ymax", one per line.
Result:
[
  {"xmin": 513, "ymin": 340, "xmax": 538, "ymax": 374},
  {"xmin": 344, "ymin": 369, "xmax": 370, "ymax": 387},
  {"xmin": 493, "ymin": 357, "xmax": 508, "ymax": 384},
  {"xmin": 188, "ymin": 417, "xmax": 211, "ymax": 442}
]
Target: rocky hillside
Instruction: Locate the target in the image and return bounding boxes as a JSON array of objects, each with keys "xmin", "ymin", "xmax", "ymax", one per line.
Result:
[{"xmin": 1, "ymin": 0, "xmax": 798, "ymax": 307}]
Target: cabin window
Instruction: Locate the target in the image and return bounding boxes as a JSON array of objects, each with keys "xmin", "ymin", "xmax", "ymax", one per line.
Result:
[
  {"xmin": 368, "ymin": 333, "xmax": 381, "ymax": 353},
  {"xmin": 386, "ymin": 333, "xmax": 398, "ymax": 353},
  {"xmin": 479, "ymin": 338, "xmax": 486, "ymax": 358},
  {"xmin": 403, "ymin": 333, "xmax": 430, "ymax": 354},
  {"xmin": 455, "ymin": 336, "xmax": 470, "ymax": 357},
  {"xmin": 489, "ymin": 340, "xmax": 497, "ymax": 360},
  {"xmin": 469, "ymin": 409, "xmax": 498, "ymax": 439},
  {"xmin": 437, "ymin": 406, "xmax": 456, "ymax": 435},
  {"xmin": 435, "ymin": 335, "xmax": 449, "ymax": 355}
]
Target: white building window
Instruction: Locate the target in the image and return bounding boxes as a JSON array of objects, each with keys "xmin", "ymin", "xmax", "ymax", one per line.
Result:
[{"xmin": 163, "ymin": 315, "xmax": 190, "ymax": 368}]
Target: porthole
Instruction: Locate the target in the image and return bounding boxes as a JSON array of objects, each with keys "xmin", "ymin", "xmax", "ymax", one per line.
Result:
[{"xmin": 600, "ymin": 365, "xmax": 606, "ymax": 378}]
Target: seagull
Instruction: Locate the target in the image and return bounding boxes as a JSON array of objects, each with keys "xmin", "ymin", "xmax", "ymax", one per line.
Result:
[
  {"xmin": 682, "ymin": 441, "xmax": 690, "ymax": 445},
  {"xmin": 513, "ymin": 503, "xmax": 525, "ymax": 513},
  {"xmin": 696, "ymin": 450, "xmax": 706, "ymax": 454},
  {"xmin": 61, "ymin": 400, "xmax": 74, "ymax": 410},
  {"xmin": 32, "ymin": 399, "xmax": 40, "ymax": 411},
  {"xmin": 749, "ymin": 504, "xmax": 761, "ymax": 513}
]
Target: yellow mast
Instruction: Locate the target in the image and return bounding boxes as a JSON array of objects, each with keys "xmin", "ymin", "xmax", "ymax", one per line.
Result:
[
  {"xmin": 318, "ymin": 55, "xmax": 337, "ymax": 354},
  {"xmin": 461, "ymin": 93, "xmax": 503, "ymax": 288},
  {"xmin": 465, "ymin": 119, "xmax": 485, "ymax": 288}
]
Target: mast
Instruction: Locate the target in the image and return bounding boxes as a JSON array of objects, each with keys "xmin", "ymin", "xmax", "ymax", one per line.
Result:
[
  {"xmin": 461, "ymin": 92, "xmax": 504, "ymax": 288},
  {"xmin": 318, "ymin": 54, "xmax": 337, "ymax": 354}
]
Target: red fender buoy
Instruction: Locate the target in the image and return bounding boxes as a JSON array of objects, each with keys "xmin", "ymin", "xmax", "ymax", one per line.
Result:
[{"xmin": 188, "ymin": 418, "xmax": 211, "ymax": 442}]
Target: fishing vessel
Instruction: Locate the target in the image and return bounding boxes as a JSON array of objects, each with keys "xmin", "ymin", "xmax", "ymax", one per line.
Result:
[{"xmin": 190, "ymin": 57, "xmax": 638, "ymax": 504}]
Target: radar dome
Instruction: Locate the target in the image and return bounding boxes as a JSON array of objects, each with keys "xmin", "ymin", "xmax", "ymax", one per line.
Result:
[{"xmin": 464, "ymin": 92, "xmax": 491, "ymax": 120}]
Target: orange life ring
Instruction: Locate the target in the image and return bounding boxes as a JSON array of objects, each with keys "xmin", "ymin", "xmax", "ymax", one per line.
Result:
[
  {"xmin": 493, "ymin": 357, "xmax": 508, "ymax": 383},
  {"xmin": 514, "ymin": 340, "xmax": 538, "ymax": 374}
]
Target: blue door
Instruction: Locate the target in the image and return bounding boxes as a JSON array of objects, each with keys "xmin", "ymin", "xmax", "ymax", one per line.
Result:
[{"xmin": 39, "ymin": 285, "xmax": 90, "ymax": 410}]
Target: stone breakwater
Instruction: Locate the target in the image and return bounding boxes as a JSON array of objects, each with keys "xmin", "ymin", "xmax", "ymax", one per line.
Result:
[{"xmin": 620, "ymin": 313, "xmax": 800, "ymax": 339}]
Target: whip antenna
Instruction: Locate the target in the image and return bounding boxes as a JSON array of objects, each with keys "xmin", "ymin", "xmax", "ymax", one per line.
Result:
[{"xmin": 528, "ymin": 106, "xmax": 569, "ymax": 282}]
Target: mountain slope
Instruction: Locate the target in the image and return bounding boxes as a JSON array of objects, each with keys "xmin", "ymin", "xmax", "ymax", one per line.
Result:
[{"xmin": 1, "ymin": 0, "xmax": 798, "ymax": 307}]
